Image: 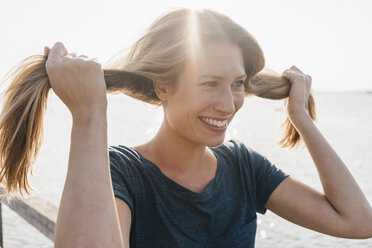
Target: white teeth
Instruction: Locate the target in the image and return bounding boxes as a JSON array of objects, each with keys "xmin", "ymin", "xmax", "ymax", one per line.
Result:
[{"xmin": 200, "ymin": 117, "xmax": 227, "ymax": 127}]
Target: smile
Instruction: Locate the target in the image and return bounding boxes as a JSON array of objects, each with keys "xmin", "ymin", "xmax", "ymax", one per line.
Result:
[{"xmin": 199, "ymin": 117, "xmax": 228, "ymax": 128}]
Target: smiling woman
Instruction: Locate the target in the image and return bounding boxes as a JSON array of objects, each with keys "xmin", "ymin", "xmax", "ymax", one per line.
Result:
[
  {"xmin": 0, "ymin": 8, "xmax": 315, "ymax": 201},
  {"xmin": 1, "ymin": 7, "xmax": 368, "ymax": 248}
]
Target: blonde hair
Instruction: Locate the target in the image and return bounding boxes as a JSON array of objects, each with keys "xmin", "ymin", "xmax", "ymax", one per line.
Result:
[{"xmin": 0, "ymin": 8, "xmax": 316, "ymax": 201}]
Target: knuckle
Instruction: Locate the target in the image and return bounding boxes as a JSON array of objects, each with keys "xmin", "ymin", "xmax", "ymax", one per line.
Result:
[
  {"xmin": 88, "ymin": 60, "xmax": 101, "ymax": 69},
  {"xmin": 74, "ymin": 59, "xmax": 86, "ymax": 68},
  {"xmin": 60, "ymin": 57, "xmax": 71, "ymax": 66},
  {"xmin": 73, "ymin": 58, "xmax": 101, "ymax": 71},
  {"xmin": 86, "ymin": 59, "xmax": 95, "ymax": 64}
]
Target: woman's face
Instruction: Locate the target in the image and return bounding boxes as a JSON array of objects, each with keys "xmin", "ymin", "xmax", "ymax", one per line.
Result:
[{"xmin": 159, "ymin": 40, "xmax": 246, "ymax": 147}]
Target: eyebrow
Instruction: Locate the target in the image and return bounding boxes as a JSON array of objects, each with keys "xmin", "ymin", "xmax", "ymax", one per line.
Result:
[{"xmin": 199, "ymin": 74, "xmax": 247, "ymax": 80}]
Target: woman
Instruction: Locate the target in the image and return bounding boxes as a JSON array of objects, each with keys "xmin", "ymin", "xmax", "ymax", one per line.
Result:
[{"xmin": 1, "ymin": 8, "xmax": 371, "ymax": 248}]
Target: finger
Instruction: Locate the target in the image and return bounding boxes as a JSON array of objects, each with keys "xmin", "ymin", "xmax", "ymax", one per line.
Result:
[
  {"xmin": 78, "ymin": 55, "xmax": 91, "ymax": 61},
  {"xmin": 282, "ymin": 68, "xmax": 296, "ymax": 75},
  {"xmin": 78, "ymin": 54, "xmax": 89, "ymax": 58},
  {"xmin": 90, "ymin": 57, "xmax": 99, "ymax": 62},
  {"xmin": 282, "ymin": 69, "xmax": 289, "ymax": 76},
  {"xmin": 282, "ymin": 70, "xmax": 295, "ymax": 77},
  {"xmin": 290, "ymin": 65, "xmax": 303, "ymax": 73},
  {"xmin": 48, "ymin": 42, "xmax": 68, "ymax": 61},
  {"xmin": 66, "ymin": 53, "xmax": 89, "ymax": 59},
  {"xmin": 281, "ymin": 71, "xmax": 299, "ymax": 84},
  {"xmin": 73, "ymin": 53, "xmax": 89, "ymax": 59},
  {"xmin": 65, "ymin": 53, "xmax": 77, "ymax": 58},
  {"xmin": 283, "ymin": 69, "xmax": 301, "ymax": 76},
  {"xmin": 44, "ymin": 46, "xmax": 50, "ymax": 56},
  {"xmin": 67, "ymin": 52, "xmax": 83, "ymax": 58}
]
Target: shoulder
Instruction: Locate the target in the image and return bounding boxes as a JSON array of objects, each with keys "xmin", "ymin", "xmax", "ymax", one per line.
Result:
[
  {"xmin": 214, "ymin": 139, "xmax": 277, "ymax": 176},
  {"xmin": 213, "ymin": 139, "xmax": 261, "ymax": 162},
  {"xmin": 108, "ymin": 144, "xmax": 146, "ymax": 193},
  {"xmin": 109, "ymin": 145, "xmax": 141, "ymax": 164},
  {"xmin": 108, "ymin": 144, "xmax": 144, "ymax": 176}
]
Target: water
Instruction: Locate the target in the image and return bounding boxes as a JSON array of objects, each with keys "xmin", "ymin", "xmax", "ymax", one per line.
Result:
[{"xmin": 1, "ymin": 92, "xmax": 372, "ymax": 247}]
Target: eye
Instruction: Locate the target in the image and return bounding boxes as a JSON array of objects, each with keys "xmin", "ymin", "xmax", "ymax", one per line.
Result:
[
  {"xmin": 204, "ymin": 81, "xmax": 217, "ymax": 86},
  {"xmin": 233, "ymin": 80, "xmax": 244, "ymax": 87}
]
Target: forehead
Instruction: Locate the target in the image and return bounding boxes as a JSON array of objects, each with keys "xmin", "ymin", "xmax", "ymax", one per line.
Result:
[{"xmin": 184, "ymin": 40, "xmax": 246, "ymax": 80}]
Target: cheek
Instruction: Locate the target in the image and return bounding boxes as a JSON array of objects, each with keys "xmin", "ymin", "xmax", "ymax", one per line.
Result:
[
  {"xmin": 174, "ymin": 86, "xmax": 210, "ymax": 111},
  {"xmin": 176, "ymin": 95, "xmax": 211, "ymax": 133},
  {"xmin": 166, "ymin": 89, "xmax": 201, "ymax": 128},
  {"xmin": 234, "ymin": 93, "xmax": 245, "ymax": 111}
]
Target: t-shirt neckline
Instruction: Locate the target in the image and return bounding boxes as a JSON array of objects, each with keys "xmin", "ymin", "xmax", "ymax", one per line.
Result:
[{"xmin": 131, "ymin": 146, "xmax": 222, "ymax": 201}]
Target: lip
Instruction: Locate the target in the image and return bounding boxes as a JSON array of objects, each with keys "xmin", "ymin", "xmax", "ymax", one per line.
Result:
[
  {"xmin": 199, "ymin": 116, "xmax": 230, "ymax": 121},
  {"xmin": 198, "ymin": 117, "xmax": 227, "ymax": 133}
]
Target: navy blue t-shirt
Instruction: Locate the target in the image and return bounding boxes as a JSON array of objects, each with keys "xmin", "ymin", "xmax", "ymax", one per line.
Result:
[{"xmin": 109, "ymin": 139, "xmax": 289, "ymax": 248}]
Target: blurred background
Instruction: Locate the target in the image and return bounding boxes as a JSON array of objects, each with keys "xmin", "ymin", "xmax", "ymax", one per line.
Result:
[{"xmin": 0, "ymin": 0, "xmax": 371, "ymax": 247}]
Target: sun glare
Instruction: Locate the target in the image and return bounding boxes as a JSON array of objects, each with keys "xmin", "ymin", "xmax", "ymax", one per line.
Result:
[{"xmin": 185, "ymin": 10, "xmax": 201, "ymax": 75}]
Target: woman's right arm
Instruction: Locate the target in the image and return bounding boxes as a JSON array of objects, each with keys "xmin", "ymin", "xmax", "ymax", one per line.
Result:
[
  {"xmin": 54, "ymin": 109, "xmax": 124, "ymax": 248},
  {"xmin": 44, "ymin": 42, "xmax": 124, "ymax": 248}
]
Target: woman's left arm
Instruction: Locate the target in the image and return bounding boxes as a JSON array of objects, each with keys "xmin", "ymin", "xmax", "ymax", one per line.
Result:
[{"xmin": 264, "ymin": 65, "xmax": 372, "ymax": 239}]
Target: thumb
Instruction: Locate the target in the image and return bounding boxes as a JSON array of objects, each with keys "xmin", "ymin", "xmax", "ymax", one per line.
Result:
[
  {"xmin": 44, "ymin": 46, "xmax": 50, "ymax": 56},
  {"xmin": 48, "ymin": 42, "xmax": 68, "ymax": 61}
]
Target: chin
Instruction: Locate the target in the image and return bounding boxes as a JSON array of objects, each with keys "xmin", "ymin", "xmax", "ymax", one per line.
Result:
[{"xmin": 203, "ymin": 135, "xmax": 225, "ymax": 148}]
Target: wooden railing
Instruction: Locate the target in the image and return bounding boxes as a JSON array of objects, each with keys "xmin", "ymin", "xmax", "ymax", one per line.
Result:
[{"xmin": 0, "ymin": 185, "xmax": 57, "ymax": 247}]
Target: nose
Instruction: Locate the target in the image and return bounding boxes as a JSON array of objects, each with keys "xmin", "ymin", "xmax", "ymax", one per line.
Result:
[{"xmin": 213, "ymin": 88, "xmax": 236, "ymax": 115}]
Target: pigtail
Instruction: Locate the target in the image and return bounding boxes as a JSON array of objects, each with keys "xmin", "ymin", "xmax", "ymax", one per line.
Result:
[
  {"xmin": 0, "ymin": 55, "xmax": 156, "ymax": 202},
  {"xmin": 247, "ymin": 68, "xmax": 317, "ymax": 149}
]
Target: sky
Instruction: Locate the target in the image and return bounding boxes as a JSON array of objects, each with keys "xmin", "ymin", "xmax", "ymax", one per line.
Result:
[{"xmin": 0, "ymin": 0, "xmax": 371, "ymax": 92}]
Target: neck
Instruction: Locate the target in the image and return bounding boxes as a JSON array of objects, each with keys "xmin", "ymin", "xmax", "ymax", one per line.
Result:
[{"xmin": 143, "ymin": 119, "xmax": 215, "ymax": 176}]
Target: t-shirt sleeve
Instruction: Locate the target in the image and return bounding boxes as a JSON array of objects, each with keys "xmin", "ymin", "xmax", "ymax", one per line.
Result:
[
  {"xmin": 250, "ymin": 147, "xmax": 289, "ymax": 215},
  {"xmin": 233, "ymin": 140, "xmax": 289, "ymax": 215},
  {"xmin": 109, "ymin": 147, "xmax": 135, "ymax": 215}
]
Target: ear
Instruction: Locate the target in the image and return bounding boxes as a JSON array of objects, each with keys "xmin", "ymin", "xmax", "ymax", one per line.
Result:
[{"xmin": 153, "ymin": 81, "xmax": 171, "ymax": 102}]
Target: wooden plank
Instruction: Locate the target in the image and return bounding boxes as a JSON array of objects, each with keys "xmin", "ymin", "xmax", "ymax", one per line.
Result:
[{"xmin": 0, "ymin": 185, "xmax": 57, "ymax": 242}]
